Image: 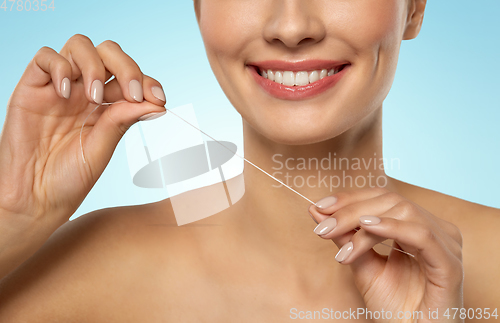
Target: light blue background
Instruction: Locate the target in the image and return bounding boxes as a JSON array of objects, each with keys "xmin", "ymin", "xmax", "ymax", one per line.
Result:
[{"xmin": 0, "ymin": 0, "xmax": 498, "ymax": 220}]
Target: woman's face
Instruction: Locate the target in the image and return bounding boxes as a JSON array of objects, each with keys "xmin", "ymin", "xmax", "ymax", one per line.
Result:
[{"xmin": 195, "ymin": 0, "xmax": 425, "ymax": 145}]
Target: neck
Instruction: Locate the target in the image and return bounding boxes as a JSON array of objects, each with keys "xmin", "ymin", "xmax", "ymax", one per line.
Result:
[{"xmin": 233, "ymin": 106, "xmax": 396, "ymax": 269}]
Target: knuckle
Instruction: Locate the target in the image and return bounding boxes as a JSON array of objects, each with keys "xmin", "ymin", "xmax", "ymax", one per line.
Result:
[
  {"xmin": 53, "ymin": 57, "xmax": 71, "ymax": 72},
  {"xmin": 99, "ymin": 39, "xmax": 122, "ymax": 51},
  {"xmin": 62, "ymin": 59, "xmax": 73, "ymax": 72},
  {"xmin": 69, "ymin": 33, "xmax": 93, "ymax": 45},
  {"xmin": 382, "ymin": 192, "xmax": 401, "ymax": 204},
  {"xmin": 418, "ymin": 224, "xmax": 436, "ymax": 242},
  {"xmin": 333, "ymin": 191, "xmax": 349, "ymax": 202},
  {"xmin": 395, "ymin": 200, "xmax": 418, "ymax": 218},
  {"xmin": 35, "ymin": 46, "xmax": 54, "ymax": 57}
]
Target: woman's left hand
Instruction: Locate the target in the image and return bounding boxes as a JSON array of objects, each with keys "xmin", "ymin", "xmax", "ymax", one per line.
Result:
[{"xmin": 308, "ymin": 188, "xmax": 464, "ymax": 322}]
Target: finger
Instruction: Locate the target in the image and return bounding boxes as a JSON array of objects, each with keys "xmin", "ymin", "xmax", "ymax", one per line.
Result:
[
  {"xmin": 312, "ymin": 214, "xmax": 388, "ymax": 292},
  {"xmin": 311, "ymin": 216, "xmax": 356, "ymax": 254},
  {"xmin": 311, "ymin": 187, "xmax": 390, "ymax": 219},
  {"xmin": 103, "ymin": 75, "xmax": 166, "ymax": 105},
  {"xmin": 335, "ymin": 215, "xmax": 462, "ymax": 292},
  {"xmin": 312, "ymin": 192, "xmax": 402, "ymax": 240},
  {"xmin": 143, "ymin": 76, "xmax": 167, "ymax": 105},
  {"xmin": 20, "ymin": 46, "xmax": 72, "ymax": 99},
  {"xmin": 323, "ymin": 227, "xmax": 387, "ymax": 292},
  {"xmin": 82, "ymin": 101, "xmax": 167, "ymax": 178},
  {"xmin": 308, "ymin": 204, "xmax": 329, "ymax": 224},
  {"xmin": 338, "ymin": 225, "xmax": 389, "ymax": 266},
  {"xmin": 308, "ymin": 207, "xmax": 320, "ymax": 224},
  {"xmin": 381, "ymin": 201, "xmax": 462, "ymax": 258},
  {"xmin": 334, "ymin": 238, "xmax": 387, "ymax": 290},
  {"xmin": 59, "ymin": 34, "xmax": 106, "ymax": 105},
  {"xmin": 96, "ymin": 40, "xmax": 151, "ymax": 104},
  {"xmin": 358, "ymin": 215, "xmax": 461, "ymax": 276},
  {"xmin": 102, "ymin": 78, "xmax": 123, "ymax": 103}
]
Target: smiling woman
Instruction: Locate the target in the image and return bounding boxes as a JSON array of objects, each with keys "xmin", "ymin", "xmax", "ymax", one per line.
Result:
[
  {"xmin": 0, "ymin": 0, "xmax": 499, "ymax": 322},
  {"xmin": 198, "ymin": 0, "xmax": 410, "ymax": 146}
]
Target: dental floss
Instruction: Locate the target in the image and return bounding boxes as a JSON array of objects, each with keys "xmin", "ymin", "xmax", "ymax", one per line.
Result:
[
  {"xmin": 79, "ymin": 101, "xmax": 414, "ymax": 258},
  {"xmin": 79, "ymin": 101, "xmax": 315, "ymax": 203}
]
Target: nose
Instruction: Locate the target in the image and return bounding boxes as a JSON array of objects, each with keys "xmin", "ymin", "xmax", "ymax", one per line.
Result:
[{"xmin": 263, "ymin": 1, "xmax": 326, "ymax": 49}]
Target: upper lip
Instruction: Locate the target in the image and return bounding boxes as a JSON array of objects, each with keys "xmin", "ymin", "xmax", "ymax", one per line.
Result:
[{"xmin": 247, "ymin": 59, "xmax": 350, "ymax": 72}]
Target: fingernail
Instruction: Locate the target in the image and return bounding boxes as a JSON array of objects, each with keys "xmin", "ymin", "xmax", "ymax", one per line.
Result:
[
  {"xmin": 315, "ymin": 196, "xmax": 337, "ymax": 209},
  {"xmin": 61, "ymin": 77, "xmax": 71, "ymax": 99},
  {"xmin": 91, "ymin": 80, "xmax": 103, "ymax": 104},
  {"xmin": 335, "ymin": 241, "xmax": 353, "ymax": 263},
  {"xmin": 151, "ymin": 86, "xmax": 166, "ymax": 102},
  {"xmin": 359, "ymin": 215, "xmax": 381, "ymax": 225},
  {"xmin": 129, "ymin": 80, "xmax": 144, "ymax": 102},
  {"xmin": 313, "ymin": 217, "xmax": 337, "ymax": 235},
  {"xmin": 138, "ymin": 111, "xmax": 167, "ymax": 122}
]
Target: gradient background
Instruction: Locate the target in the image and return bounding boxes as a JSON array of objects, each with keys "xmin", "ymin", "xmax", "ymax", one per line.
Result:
[{"xmin": 0, "ymin": 0, "xmax": 498, "ymax": 220}]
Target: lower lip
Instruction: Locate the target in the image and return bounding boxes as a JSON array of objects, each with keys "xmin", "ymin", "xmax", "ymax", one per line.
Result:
[{"xmin": 249, "ymin": 65, "xmax": 350, "ymax": 101}]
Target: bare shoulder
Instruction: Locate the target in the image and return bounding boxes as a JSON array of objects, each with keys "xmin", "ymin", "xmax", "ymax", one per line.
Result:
[
  {"xmin": 392, "ymin": 178, "xmax": 500, "ymax": 308},
  {"xmin": 0, "ymin": 199, "xmax": 199, "ymax": 322}
]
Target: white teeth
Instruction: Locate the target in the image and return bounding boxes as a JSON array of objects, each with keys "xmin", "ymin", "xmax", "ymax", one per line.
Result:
[
  {"xmin": 295, "ymin": 71, "xmax": 309, "ymax": 86},
  {"xmin": 283, "ymin": 71, "xmax": 295, "ymax": 86},
  {"xmin": 267, "ymin": 70, "xmax": 275, "ymax": 81},
  {"xmin": 309, "ymin": 70, "xmax": 320, "ymax": 83},
  {"xmin": 260, "ymin": 66, "xmax": 345, "ymax": 86},
  {"xmin": 275, "ymin": 71, "xmax": 283, "ymax": 84}
]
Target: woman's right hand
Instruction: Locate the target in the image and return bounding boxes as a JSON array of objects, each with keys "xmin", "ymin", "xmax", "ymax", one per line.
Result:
[{"xmin": 0, "ymin": 34, "xmax": 167, "ymax": 222}]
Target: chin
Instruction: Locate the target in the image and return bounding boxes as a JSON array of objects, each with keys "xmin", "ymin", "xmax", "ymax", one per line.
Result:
[{"xmin": 250, "ymin": 119, "xmax": 344, "ymax": 146}]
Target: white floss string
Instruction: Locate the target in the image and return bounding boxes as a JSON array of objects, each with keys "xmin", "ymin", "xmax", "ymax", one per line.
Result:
[
  {"xmin": 79, "ymin": 100, "xmax": 315, "ymax": 203},
  {"xmin": 79, "ymin": 101, "xmax": 414, "ymax": 258}
]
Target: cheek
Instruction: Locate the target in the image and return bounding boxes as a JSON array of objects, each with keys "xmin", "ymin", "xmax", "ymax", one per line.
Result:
[
  {"xmin": 199, "ymin": 1, "xmax": 262, "ymax": 62},
  {"xmin": 325, "ymin": 0, "xmax": 405, "ymax": 52},
  {"xmin": 328, "ymin": 0, "xmax": 405, "ymax": 105}
]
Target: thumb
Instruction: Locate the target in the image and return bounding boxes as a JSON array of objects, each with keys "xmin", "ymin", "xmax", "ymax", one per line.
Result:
[{"xmin": 82, "ymin": 101, "xmax": 166, "ymax": 172}]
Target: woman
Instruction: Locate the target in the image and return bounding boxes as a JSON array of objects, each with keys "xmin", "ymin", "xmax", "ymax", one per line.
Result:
[{"xmin": 0, "ymin": 0, "xmax": 498, "ymax": 321}]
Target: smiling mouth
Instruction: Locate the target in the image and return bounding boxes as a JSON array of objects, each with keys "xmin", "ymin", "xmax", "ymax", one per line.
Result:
[
  {"xmin": 247, "ymin": 60, "xmax": 351, "ymax": 100},
  {"xmin": 256, "ymin": 65, "xmax": 349, "ymax": 87}
]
